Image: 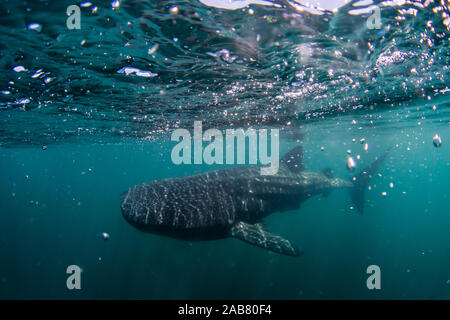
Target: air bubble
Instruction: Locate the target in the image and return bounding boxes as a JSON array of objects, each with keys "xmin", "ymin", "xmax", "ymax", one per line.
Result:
[
  {"xmin": 100, "ymin": 232, "xmax": 110, "ymax": 240},
  {"xmin": 347, "ymin": 157, "xmax": 356, "ymax": 170},
  {"xmin": 433, "ymin": 134, "xmax": 442, "ymax": 148},
  {"xmin": 28, "ymin": 23, "xmax": 42, "ymax": 32}
]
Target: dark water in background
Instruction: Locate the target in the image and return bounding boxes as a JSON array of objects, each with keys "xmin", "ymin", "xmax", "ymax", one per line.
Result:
[{"xmin": 0, "ymin": 0, "xmax": 449, "ymax": 299}]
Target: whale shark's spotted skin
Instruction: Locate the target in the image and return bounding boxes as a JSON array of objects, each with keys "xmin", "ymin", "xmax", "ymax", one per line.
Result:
[{"xmin": 121, "ymin": 147, "xmax": 389, "ymax": 256}]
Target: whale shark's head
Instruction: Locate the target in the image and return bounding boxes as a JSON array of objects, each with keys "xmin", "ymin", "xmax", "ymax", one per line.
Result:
[
  {"xmin": 120, "ymin": 181, "xmax": 179, "ymax": 231},
  {"xmin": 120, "ymin": 186, "xmax": 138, "ymax": 225},
  {"xmin": 120, "ymin": 184, "xmax": 160, "ymax": 229}
]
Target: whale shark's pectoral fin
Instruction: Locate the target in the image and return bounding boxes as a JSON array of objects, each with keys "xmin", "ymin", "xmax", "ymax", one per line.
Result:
[{"xmin": 230, "ymin": 221, "xmax": 302, "ymax": 256}]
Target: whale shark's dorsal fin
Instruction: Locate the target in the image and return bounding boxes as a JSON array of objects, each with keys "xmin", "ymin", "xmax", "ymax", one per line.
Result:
[
  {"xmin": 230, "ymin": 221, "xmax": 302, "ymax": 256},
  {"xmin": 321, "ymin": 168, "xmax": 333, "ymax": 179},
  {"xmin": 280, "ymin": 146, "xmax": 304, "ymax": 173}
]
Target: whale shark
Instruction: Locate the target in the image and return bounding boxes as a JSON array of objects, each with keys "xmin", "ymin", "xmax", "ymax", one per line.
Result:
[{"xmin": 120, "ymin": 146, "xmax": 389, "ymax": 256}]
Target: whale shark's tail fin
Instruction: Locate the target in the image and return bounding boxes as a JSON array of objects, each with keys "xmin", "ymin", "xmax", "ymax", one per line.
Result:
[{"xmin": 350, "ymin": 149, "xmax": 391, "ymax": 214}]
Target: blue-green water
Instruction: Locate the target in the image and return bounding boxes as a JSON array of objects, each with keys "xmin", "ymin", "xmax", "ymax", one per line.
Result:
[{"xmin": 0, "ymin": 0, "xmax": 449, "ymax": 299}]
